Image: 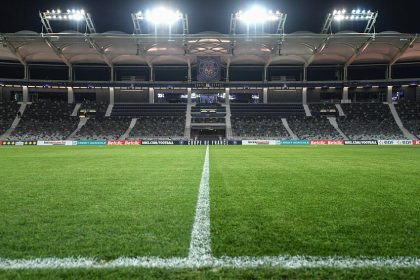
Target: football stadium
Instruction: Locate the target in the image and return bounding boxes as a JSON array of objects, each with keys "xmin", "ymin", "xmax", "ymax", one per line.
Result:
[{"xmin": 0, "ymin": 0, "xmax": 420, "ymax": 279}]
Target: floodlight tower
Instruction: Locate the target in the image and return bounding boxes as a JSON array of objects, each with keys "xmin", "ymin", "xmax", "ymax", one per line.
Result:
[
  {"xmin": 131, "ymin": 7, "xmax": 189, "ymax": 35},
  {"xmin": 39, "ymin": 9, "xmax": 96, "ymax": 33},
  {"xmin": 322, "ymin": 9, "xmax": 378, "ymax": 34},
  {"xmin": 230, "ymin": 6, "xmax": 287, "ymax": 35}
]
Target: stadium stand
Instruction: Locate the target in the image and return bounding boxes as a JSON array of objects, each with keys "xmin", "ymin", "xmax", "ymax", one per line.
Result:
[
  {"xmin": 0, "ymin": 101, "xmax": 19, "ymax": 135},
  {"xmin": 9, "ymin": 101, "xmax": 78, "ymax": 141},
  {"xmin": 230, "ymin": 104, "xmax": 305, "ymax": 139},
  {"xmin": 129, "ymin": 116, "xmax": 185, "ymax": 139},
  {"xmin": 287, "ymin": 116, "xmax": 342, "ymax": 140},
  {"xmin": 337, "ymin": 103, "xmax": 405, "ymax": 140},
  {"xmin": 395, "ymin": 101, "xmax": 420, "ymax": 138},
  {"xmin": 74, "ymin": 117, "xmax": 131, "ymax": 140},
  {"xmin": 110, "ymin": 104, "xmax": 187, "ymax": 139}
]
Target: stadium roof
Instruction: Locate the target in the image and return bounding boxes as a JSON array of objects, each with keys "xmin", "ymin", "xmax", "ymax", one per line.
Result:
[{"xmin": 0, "ymin": 31, "xmax": 419, "ymax": 67}]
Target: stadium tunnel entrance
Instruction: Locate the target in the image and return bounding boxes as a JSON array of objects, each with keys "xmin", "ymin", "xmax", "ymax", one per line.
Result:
[{"xmin": 191, "ymin": 128, "xmax": 226, "ymax": 141}]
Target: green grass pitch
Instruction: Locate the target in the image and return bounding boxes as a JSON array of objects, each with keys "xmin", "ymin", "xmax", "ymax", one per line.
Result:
[{"xmin": 0, "ymin": 145, "xmax": 419, "ymax": 279}]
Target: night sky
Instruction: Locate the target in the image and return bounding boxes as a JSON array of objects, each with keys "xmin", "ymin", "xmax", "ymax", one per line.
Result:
[{"xmin": 0, "ymin": 0, "xmax": 419, "ymax": 34}]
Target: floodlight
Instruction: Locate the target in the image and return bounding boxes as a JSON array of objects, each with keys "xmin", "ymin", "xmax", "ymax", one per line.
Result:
[
  {"xmin": 40, "ymin": 8, "xmax": 96, "ymax": 33},
  {"xmin": 236, "ymin": 5, "xmax": 283, "ymax": 24},
  {"xmin": 143, "ymin": 7, "xmax": 183, "ymax": 25},
  {"xmin": 322, "ymin": 8, "xmax": 379, "ymax": 33},
  {"xmin": 131, "ymin": 7, "xmax": 188, "ymax": 34},
  {"xmin": 230, "ymin": 5, "xmax": 287, "ymax": 34}
]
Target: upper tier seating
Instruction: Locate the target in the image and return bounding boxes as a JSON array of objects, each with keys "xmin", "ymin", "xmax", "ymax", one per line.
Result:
[
  {"xmin": 230, "ymin": 104, "xmax": 305, "ymax": 116},
  {"xmin": 111, "ymin": 104, "xmax": 186, "ymax": 117},
  {"xmin": 395, "ymin": 101, "xmax": 420, "ymax": 138},
  {"xmin": 0, "ymin": 101, "xmax": 19, "ymax": 136},
  {"xmin": 337, "ymin": 103, "xmax": 404, "ymax": 140},
  {"xmin": 10, "ymin": 101, "xmax": 78, "ymax": 141}
]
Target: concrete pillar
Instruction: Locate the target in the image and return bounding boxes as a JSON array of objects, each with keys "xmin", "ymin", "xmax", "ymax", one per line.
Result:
[
  {"xmin": 303, "ymin": 67, "xmax": 307, "ymax": 82},
  {"xmin": 302, "ymin": 87, "xmax": 308, "ymax": 105},
  {"xmin": 68, "ymin": 66, "xmax": 73, "ymax": 82},
  {"xmin": 387, "ymin": 86, "xmax": 393, "ymax": 103},
  {"xmin": 263, "ymin": 88, "xmax": 268, "ymax": 104},
  {"xmin": 24, "ymin": 65, "xmax": 29, "ymax": 80},
  {"xmin": 387, "ymin": 65, "xmax": 392, "ymax": 80},
  {"xmin": 343, "ymin": 87, "xmax": 349, "ymax": 103},
  {"xmin": 110, "ymin": 66, "xmax": 114, "ymax": 82},
  {"xmin": 149, "ymin": 88, "xmax": 155, "ymax": 104},
  {"xmin": 344, "ymin": 67, "xmax": 348, "ymax": 81},
  {"xmin": 150, "ymin": 66, "xmax": 154, "ymax": 82},
  {"xmin": 67, "ymin": 87, "xmax": 74, "ymax": 104},
  {"xmin": 188, "ymin": 64, "xmax": 192, "ymax": 83},
  {"xmin": 187, "ymin": 88, "xmax": 192, "ymax": 104},
  {"xmin": 22, "ymin": 86, "xmax": 29, "ymax": 102},
  {"xmin": 226, "ymin": 63, "xmax": 230, "ymax": 82},
  {"xmin": 263, "ymin": 66, "xmax": 268, "ymax": 82},
  {"xmin": 225, "ymin": 88, "xmax": 230, "ymax": 105},
  {"xmin": 109, "ymin": 87, "xmax": 115, "ymax": 105}
]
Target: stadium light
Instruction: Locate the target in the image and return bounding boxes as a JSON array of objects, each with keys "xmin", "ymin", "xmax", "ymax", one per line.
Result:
[
  {"xmin": 131, "ymin": 7, "xmax": 188, "ymax": 35},
  {"xmin": 322, "ymin": 8, "xmax": 378, "ymax": 34},
  {"xmin": 39, "ymin": 8, "xmax": 96, "ymax": 33},
  {"xmin": 230, "ymin": 5, "xmax": 287, "ymax": 34}
]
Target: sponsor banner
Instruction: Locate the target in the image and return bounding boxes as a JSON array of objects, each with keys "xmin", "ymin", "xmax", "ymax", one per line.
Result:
[
  {"xmin": 15, "ymin": 141, "xmax": 38, "ymax": 146},
  {"xmin": 413, "ymin": 140, "xmax": 420, "ymax": 145},
  {"xmin": 242, "ymin": 140, "xmax": 276, "ymax": 145},
  {"xmin": 1, "ymin": 141, "xmax": 16, "ymax": 146},
  {"xmin": 0, "ymin": 140, "xmax": 2, "ymax": 145},
  {"xmin": 142, "ymin": 140, "xmax": 175, "ymax": 145},
  {"xmin": 310, "ymin": 140, "xmax": 344, "ymax": 145},
  {"xmin": 277, "ymin": 140, "xmax": 310, "ymax": 145},
  {"xmin": 37, "ymin": 140, "xmax": 76, "ymax": 146},
  {"xmin": 228, "ymin": 140, "xmax": 242, "ymax": 145},
  {"xmin": 378, "ymin": 140, "xmax": 413, "ymax": 145},
  {"xmin": 107, "ymin": 140, "xmax": 142, "ymax": 146},
  {"xmin": 185, "ymin": 140, "xmax": 229, "ymax": 145},
  {"xmin": 77, "ymin": 140, "xmax": 107, "ymax": 146},
  {"xmin": 344, "ymin": 140, "xmax": 378, "ymax": 145}
]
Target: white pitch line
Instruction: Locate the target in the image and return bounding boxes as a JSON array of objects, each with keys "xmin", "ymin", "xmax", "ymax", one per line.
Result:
[
  {"xmin": 1, "ymin": 256, "xmax": 419, "ymax": 269},
  {"xmin": 1, "ymin": 145, "xmax": 420, "ymax": 270},
  {"xmin": 188, "ymin": 145, "xmax": 212, "ymax": 263}
]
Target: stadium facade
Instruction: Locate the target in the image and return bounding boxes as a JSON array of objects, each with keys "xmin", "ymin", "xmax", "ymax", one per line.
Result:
[{"xmin": 0, "ymin": 7, "xmax": 419, "ymax": 143}]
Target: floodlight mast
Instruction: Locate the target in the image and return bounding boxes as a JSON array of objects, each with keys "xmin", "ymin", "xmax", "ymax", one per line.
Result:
[
  {"xmin": 322, "ymin": 9, "xmax": 378, "ymax": 34},
  {"xmin": 131, "ymin": 8, "xmax": 189, "ymax": 35},
  {"xmin": 230, "ymin": 7, "xmax": 287, "ymax": 35},
  {"xmin": 39, "ymin": 9, "xmax": 96, "ymax": 33}
]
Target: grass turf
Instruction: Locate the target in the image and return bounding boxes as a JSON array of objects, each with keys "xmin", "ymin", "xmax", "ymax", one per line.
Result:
[
  {"xmin": 0, "ymin": 145, "xmax": 419, "ymax": 279},
  {"xmin": 210, "ymin": 146, "xmax": 420, "ymax": 257},
  {"xmin": 0, "ymin": 146, "xmax": 205, "ymax": 259}
]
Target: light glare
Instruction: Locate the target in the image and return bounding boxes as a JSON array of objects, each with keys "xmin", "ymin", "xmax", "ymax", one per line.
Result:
[{"xmin": 144, "ymin": 7, "xmax": 182, "ymax": 25}]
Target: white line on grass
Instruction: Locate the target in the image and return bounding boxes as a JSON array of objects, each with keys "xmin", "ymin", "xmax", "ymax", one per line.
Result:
[
  {"xmin": 188, "ymin": 145, "xmax": 212, "ymax": 264},
  {"xmin": 1, "ymin": 256, "xmax": 419, "ymax": 269},
  {"xmin": 1, "ymin": 146, "xmax": 420, "ymax": 270}
]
